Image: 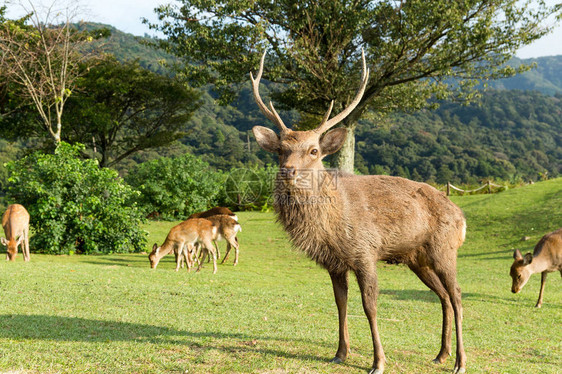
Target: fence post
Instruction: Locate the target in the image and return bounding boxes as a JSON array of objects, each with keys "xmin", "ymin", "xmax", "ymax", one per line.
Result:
[
  {"xmin": 487, "ymin": 180, "xmax": 491, "ymax": 194},
  {"xmin": 446, "ymin": 182, "xmax": 451, "ymax": 196}
]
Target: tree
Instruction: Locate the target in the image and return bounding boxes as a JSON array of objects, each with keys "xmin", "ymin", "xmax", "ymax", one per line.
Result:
[
  {"xmin": 125, "ymin": 153, "xmax": 225, "ymax": 220},
  {"xmin": 146, "ymin": 0, "xmax": 561, "ymax": 172},
  {"xmin": 0, "ymin": 1, "xmax": 107, "ymax": 144},
  {"xmin": 63, "ymin": 56, "xmax": 201, "ymax": 167}
]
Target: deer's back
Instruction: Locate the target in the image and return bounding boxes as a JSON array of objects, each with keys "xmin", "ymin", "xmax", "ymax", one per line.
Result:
[
  {"xmin": 277, "ymin": 174, "xmax": 465, "ymax": 270},
  {"xmin": 167, "ymin": 218, "xmax": 215, "ymax": 243},
  {"xmin": 343, "ymin": 174, "xmax": 464, "ymax": 246},
  {"xmin": 188, "ymin": 207, "xmax": 234, "ymax": 219},
  {"xmin": 2, "ymin": 204, "xmax": 30, "ymax": 238},
  {"xmin": 534, "ymin": 228, "xmax": 562, "ymax": 270}
]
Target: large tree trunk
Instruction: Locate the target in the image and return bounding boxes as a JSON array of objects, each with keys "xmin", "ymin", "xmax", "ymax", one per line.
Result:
[{"xmin": 331, "ymin": 124, "xmax": 356, "ymax": 173}]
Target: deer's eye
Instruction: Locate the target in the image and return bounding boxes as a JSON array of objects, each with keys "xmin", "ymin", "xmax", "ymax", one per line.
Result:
[{"xmin": 310, "ymin": 149, "xmax": 318, "ymax": 156}]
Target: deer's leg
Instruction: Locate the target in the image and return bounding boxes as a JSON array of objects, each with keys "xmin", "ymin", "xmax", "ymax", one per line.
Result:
[
  {"xmin": 535, "ymin": 271, "xmax": 548, "ymax": 308},
  {"xmin": 221, "ymin": 242, "xmax": 231, "ymax": 264},
  {"xmin": 213, "ymin": 240, "xmax": 220, "ymax": 261},
  {"xmin": 174, "ymin": 248, "xmax": 179, "ymax": 268},
  {"xmin": 355, "ymin": 267, "xmax": 385, "ymax": 374},
  {"xmin": 437, "ymin": 271, "xmax": 466, "ymax": 374},
  {"xmin": 185, "ymin": 244, "xmax": 193, "ymax": 272},
  {"xmin": 174, "ymin": 245, "xmax": 182, "ymax": 272},
  {"xmin": 409, "ymin": 264, "xmax": 452, "ymax": 363},
  {"xmin": 329, "ymin": 270, "xmax": 350, "ymax": 363},
  {"xmin": 203, "ymin": 239, "xmax": 217, "ymax": 274},
  {"xmin": 23, "ymin": 228, "xmax": 30, "ymax": 262},
  {"xmin": 232, "ymin": 237, "xmax": 239, "ymax": 266}
]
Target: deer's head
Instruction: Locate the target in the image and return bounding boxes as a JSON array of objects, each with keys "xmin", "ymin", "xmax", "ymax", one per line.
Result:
[
  {"xmin": 1, "ymin": 236, "xmax": 22, "ymax": 261},
  {"xmin": 148, "ymin": 243, "xmax": 161, "ymax": 269},
  {"xmin": 251, "ymin": 51, "xmax": 369, "ymax": 186},
  {"xmin": 510, "ymin": 249, "xmax": 533, "ymax": 293}
]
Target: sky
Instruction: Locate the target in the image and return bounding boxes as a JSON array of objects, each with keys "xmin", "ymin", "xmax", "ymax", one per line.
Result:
[{"xmin": 4, "ymin": 0, "xmax": 562, "ymax": 59}]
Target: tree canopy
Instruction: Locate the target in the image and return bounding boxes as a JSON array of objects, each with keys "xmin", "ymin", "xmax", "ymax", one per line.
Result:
[
  {"xmin": 146, "ymin": 0, "xmax": 561, "ymax": 171},
  {"xmin": 63, "ymin": 56, "xmax": 201, "ymax": 167},
  {"xmin": 0, "ymin": 3, "xmax": 108, "ymax": 144}
]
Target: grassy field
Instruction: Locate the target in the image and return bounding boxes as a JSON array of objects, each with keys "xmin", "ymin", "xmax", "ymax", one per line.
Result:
[{"xmin": 0, "ymin": 178, "xmax": 560, "ymax": 374}]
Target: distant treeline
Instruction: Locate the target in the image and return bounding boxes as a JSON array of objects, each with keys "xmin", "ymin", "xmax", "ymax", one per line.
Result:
[{"xmin": 1, "ymin": 24, "xmax": 560, "ymax": 186}]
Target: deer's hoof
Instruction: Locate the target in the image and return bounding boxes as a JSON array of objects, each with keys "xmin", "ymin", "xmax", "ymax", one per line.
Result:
[
  {"xmin": 368, "ymin": 369, "xmax": 384, "ymax": 374},
  {"xmin": 453, "ymin": 367, "xmax": 466, "ymax": 374},
  {"xmin": 329, "ymin": 357, "xmax": 343, "ymax": 364}
]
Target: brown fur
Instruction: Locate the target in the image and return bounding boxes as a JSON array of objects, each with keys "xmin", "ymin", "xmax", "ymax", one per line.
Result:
[
  {"xmin": 188, "ymin": 207, "xmax": 236, "ymax": 220},
  {"xmin": 199, "ymin": 214, "xmax": 242, "ymax": 266},
  {"xmin": 252, "ymin": 129, "xmax": 467, "ymax": 374},
  {"xmin": 510, "ymin": 228, "xmax": 562, "ymax": 307},
  {"xmin": 1, "ymin": 204, "xmax": 30, "ymax": 262},
  {"xmin": 148, "ymin": 218, "xmax": 218, "ymax": 274}
]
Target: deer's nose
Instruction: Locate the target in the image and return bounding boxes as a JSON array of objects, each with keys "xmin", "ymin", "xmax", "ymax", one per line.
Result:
[{"xmin": 282, "ymin": 166, "xmax": 296, "ymax": 178}]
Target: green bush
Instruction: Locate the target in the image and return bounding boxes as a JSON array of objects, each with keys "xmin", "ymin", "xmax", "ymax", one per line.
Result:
[
  {"xmin": 125, "ymin": 153, "xmax": 225, "ymax": 220},
  {"xmin": 5, "ymin": 142, "xmax": 147, "ymax": 254},
  {"xmin": 223, "ymin": 164, "xmax": 278, "ymax": 211}
]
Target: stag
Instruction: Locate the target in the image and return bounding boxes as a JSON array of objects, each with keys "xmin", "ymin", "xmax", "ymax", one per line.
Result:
[{"xmin": 250, "ymin": 51, "xmax": 467, "ymax": 374}]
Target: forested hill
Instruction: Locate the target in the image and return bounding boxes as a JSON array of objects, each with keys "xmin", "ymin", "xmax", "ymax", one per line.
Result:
[
  {"xmin": 355, "ymin": 90, "xmax": 561, "ymax": 183},
  {"xmin": 5, "ymin": 24, "xmax": 561, "ymax": 184},
  {"xmin": 100, "ymin": 24, "xmax": 562, "ymax": 95},
  {"xmin": 79, "ymin": 25, "xmax": 562, "ymax": 182},
  {"xmin": 488, "ymin": 56, "xmax": 562, "ymax": 95}
]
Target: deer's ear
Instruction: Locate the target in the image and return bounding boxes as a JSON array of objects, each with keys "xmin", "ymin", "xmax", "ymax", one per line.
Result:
[
  {"xmin": 320, "ymin": 128, "xmax": 347, "ymax": 155},
  {"xmin": 0, "ymin": 237, "xmax": 7, "ymax": 246},
  {"xmin": 513, "ymin": 249, "xmax": 523, "ymax": 260},
  {"xmin": 523, "ymin": 253, "xmax": 533, "ymax": 265},
  {"xmin": 252, "ymin": 126, "xmax": 280, "ymax": 153}
]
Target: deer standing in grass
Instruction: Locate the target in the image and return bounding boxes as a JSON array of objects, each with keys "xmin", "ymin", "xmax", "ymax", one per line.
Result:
[
  {"xmin": 510, "ymin": 228, "xmax": 562, "ymax": 308},
  {"xmin": 148, "ymin": 218, "xmax": 218, "ymax": 274},
  {"xmin": 199, "ymin": 214, "xmax": 242, "ymax": 267},
  {"xmin": 250, "ymin": 51, "xmax": 467, "ymax": 374},
  {"xmin": 187, "ymin": 207, "xmax": 238, "ymax": 261},
  {"xmin": 1, "ymin": 204, "xmax": 30, "ymax": 262}
]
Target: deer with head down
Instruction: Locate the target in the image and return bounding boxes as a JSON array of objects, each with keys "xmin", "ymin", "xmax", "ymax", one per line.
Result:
[
  {"xmin": 148, "ymin": 218, "xmax": 219, "ymax": 274},
  {"xmin": 250, "ymin": 51, "xmax": 467, "ymax": 374},
  {"xmin": 510, "ymin": 228, "xmax": 562, "ymax": 308},
  {"xmin": 1, "ymin": 204, "xmax": 30, "ymax": 262}
]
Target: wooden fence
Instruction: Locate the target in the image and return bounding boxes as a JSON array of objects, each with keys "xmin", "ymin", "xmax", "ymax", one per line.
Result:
[{"xmin": 445, "ymin": 180, "xmax": 506, "ymax": 196}]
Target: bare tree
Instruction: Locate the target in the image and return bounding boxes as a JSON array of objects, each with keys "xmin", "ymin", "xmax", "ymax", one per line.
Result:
[{"xmin": 0, "ymin": 0, "xmax": 97, "ymax": 144}]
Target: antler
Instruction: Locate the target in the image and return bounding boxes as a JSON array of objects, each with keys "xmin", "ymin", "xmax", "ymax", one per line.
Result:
[
  {"xmin": 250, "ymin": 51, "xmax": 289, "ymax": 133},
  {"xmin": 314, "ymin": 49, "xmax": 370, "ymax": 134}
]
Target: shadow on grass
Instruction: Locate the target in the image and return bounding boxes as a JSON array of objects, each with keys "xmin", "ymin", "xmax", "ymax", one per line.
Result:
[
  {"xmin": 83, "ymin": 256, "xmax": 153, "ymax": 268},
  {"xmin": 0, "ymin": 314, "xmax": 367, "ymax": 371},
  {"xmin": 380, "ymin": 289, "xmax": 540, "ymax": 309}
]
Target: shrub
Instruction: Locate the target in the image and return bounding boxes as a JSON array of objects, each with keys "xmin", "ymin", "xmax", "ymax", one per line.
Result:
[
  {"xmin": 5, "ymin": 142, "xmax": 147, "ymax": 254},
  {"xmin": 126, "ymin": 153, "xmax": 225, "ymax": 220},
  {"xmin": 222, "ymin": 164, "xmax": 278, "ymax": 211}
]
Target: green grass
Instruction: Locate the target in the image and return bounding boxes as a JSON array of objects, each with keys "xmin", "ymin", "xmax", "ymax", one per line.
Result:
[{"xmin": 0, "ymin": 178, "xmax": 561, "ymax": 373}]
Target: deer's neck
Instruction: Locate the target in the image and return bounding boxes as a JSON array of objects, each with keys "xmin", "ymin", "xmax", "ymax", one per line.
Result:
[
  {"xmin": 273, "ymin": 170, "xmax": 350, "ymax": 271},
  {"xmin": 528, "ymin": 255, "xmax": 551, "ymax": 274}
]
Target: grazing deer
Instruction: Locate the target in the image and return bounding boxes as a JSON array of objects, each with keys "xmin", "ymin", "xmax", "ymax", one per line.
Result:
[
  {"xmin": 1, "ymin": 204, "xmax": 30, "ymax": 262},
  {"xmin": 510, "ymin": 228, "xmax": 562, "ymax": 308},
  {"xmin": 199, "ymin": 214, "xmax": 242, "ymax": 267},
  {"xmin": 250, "ymin": 51, "xmax": 467, "ymax": 374},
  {"xmin": 148, "ymin": 218, "xmax": 219, "ymax": 274}
]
